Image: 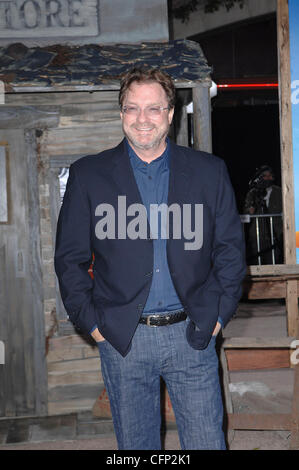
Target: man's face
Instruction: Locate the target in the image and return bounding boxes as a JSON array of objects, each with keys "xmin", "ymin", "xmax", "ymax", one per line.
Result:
[
  {"xmin": 120, "ymin": 81, "xmax": 174, "ymax": 156},
  {"xmin": 262, "ymin": 171, "xmax": 274, "ymax": 181}
]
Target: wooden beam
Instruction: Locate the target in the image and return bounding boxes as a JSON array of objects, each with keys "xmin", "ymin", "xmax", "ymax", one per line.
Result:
[
  {"xmin": 227, "ymin": 413, "xmax": 292, "ymax": 431},
  {"xmin": 223, "ymin": 336, "xmax": 296, "ymax": 349},
  {"xmin": 277, "ymin": 0, "xmax": 297, "ymax": 265},
  {"xmin": 225, "ymin": 348, "xmax": 290, "ymax": 371},
  {"xmin": 277, "ymin": 0, "xmax": 299, "ymax": 338},
  {"xmin": 0, "ymin": 106, "xmax": 60, "ymax": 129},
  {"xmin": 9, "ymin": 80, "xmax": 210, "ymax": 94},
  {"xmin": 243, "ymin": 279, "xmax": 286, "ymax": 299},
  {"xmin": 248, "ymin": 264, "xmax": 299, "ymax": 276},
  {"xmin": 175, "ymin": 105, "xmax": 188, "ymax": 147},
  {"xmin": 287, "ymin": 279, "xmax": 299, "ymax": 336},
  {"xmin": 192, "ymin": 85, "xmax": 212, "ymax": 153}
]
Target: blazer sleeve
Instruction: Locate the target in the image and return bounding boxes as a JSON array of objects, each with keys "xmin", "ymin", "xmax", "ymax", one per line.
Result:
[
  {"xmin": 212, "ymin": 159, "xmax": 247, "ymax": 327},
  {"xmin": 54, "ymin": 163, "xmax": 97, "ymax": 334}
]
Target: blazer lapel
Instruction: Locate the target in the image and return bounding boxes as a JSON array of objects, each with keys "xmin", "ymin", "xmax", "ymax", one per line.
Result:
[{"xmin": 111, "ymin": 140, "xmax": 144, "ymax": 206}]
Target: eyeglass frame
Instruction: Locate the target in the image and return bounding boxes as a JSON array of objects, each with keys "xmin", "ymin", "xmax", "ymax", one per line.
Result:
[{"xmin": 121, "ymin": 105, "xmax": 171, "ymax": 116}]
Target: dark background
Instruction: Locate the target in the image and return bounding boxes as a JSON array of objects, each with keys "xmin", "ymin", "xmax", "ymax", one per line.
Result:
[{"xmin": 189, "ymin": 13, "xmax": 280, "ymax": 212}]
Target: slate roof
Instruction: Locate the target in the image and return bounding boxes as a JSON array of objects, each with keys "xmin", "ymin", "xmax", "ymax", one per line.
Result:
[{"xmin": 0, "ymin": 39, "xmax": 211, "ymax": 91}]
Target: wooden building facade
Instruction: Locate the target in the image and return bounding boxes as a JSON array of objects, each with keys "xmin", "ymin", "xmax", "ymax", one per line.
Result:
[{"xmin": 0, "ymin": 39, "xmax": 213, "ymax": 417}]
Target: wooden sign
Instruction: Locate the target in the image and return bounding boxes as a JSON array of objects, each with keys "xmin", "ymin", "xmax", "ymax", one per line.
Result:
[
  {"xmin": 0, "ymin": 0, "xmax": 169, "ymax": 44},
  {"xmin": 0, "ymin": 0, "xmax": 99, "ymax": 37}
]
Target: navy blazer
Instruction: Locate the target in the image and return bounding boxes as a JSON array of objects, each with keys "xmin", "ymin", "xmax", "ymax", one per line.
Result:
[{"xmin": 54, "ymin": 139, "xmax": 246, "ymax": 356}]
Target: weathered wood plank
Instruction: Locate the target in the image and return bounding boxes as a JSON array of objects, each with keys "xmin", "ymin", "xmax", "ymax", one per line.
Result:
[
  {"xmin": 48, "ymin": 383, "xmax": 103, "ymax": 403},
  {"xmin": 277, "ymin": 0, "xmax": 297, "ymax": 266},
  {"xmin": 48, "ymin": 357, "xmax": 100, "ymax": 374},
  {"xmin": 46, "ymin": 124, "xmax": 122, "ymax": 155},
  {"xmin": 0, "ymin": 106, "xmax": 59, "ymax": 129},
  {"xmin": 47, "ymin": 345, "xmax": 98, "ymax": 363},
  {"xmin": 243, "ymin": 280, "xmax": 286, "ymax": 299},
  {"xmin": 248, "ymin": 264, "xmax": 299, "ymax": 276},
  {"xmin": 0, "ymin": 145, "xmax": 8, "ymax": 222},
  {"xmin": 174, "ymin": 89, "xmax": 190, "ymax": 147},
  {"xmin": 223, "ymin": 337, "xmax": 296, "ymax": 349},
  {"xmin": 48, "ymin": 334, "xmax": 96, "ymax": 351},
  {"xmin": 0, "ymin": 129, "xmax": 42, "ymax": 416},
  {"xmin": 48, "ymin": 398, "xmax": 98, "ymax": 415},
  {"xmin": 58, "ymin": 107, "xmax": 120, "ymax": 128},
  {"xmin": 277, "ymin": 0, "xmax": 299, "ymax": 338},
  {"xmin": 0, "ymin": 244, "xmax": 9, "ymax": 416},
  {"xmin": 225, "ymin": 349, "xmax": 290, "ymax": 371},
  {"xmin": 192, "ymin": 85, "xmax": 212, "ymax": 153},
  {"xmin": 227, "ymin": 413, "xmax": 292, "ymax": 431},
  {"xmin": 286, "ymin": 279, "xmax": 299, "ymax": 337},
  {"xmin": 9, "ymin": 81, "xmax": 210, "ymax": 95},
  {"xmin": 5, "ymin": 90, "xmax": 119, "ymax": 106},
  {"xmin": 48, "ymin": 371, "xmax": 102, "ymax": 388},
  {"xmin": 25, "ymin": 129, "xmax": 48, "ymax": 415}
]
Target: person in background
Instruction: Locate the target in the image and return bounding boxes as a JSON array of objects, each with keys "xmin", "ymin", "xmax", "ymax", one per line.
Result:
[{"xmin": 243, "ymin": 165, "xmax": 283, "ymax": 264}]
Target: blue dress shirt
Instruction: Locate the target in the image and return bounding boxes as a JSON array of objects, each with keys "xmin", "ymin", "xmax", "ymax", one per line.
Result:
[{"xmin": 127, "ymin": 139, "xmax": 183, "ymax": 315}]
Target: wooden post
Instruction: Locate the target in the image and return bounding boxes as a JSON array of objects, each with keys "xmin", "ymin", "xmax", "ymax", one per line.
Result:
[
  {"xmin": 192, "ymin": 85, "xmax": 212, "ymax": 153},
  {"xmin": 175, "ymin": 103, "xmax": 188, "ymax": 147},
  {"xmin": 277, "ymin": 0, "xmax": 299, "ymax": 337}
]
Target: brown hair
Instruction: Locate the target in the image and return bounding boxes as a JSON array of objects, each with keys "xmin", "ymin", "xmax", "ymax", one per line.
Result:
[{"xmin": 119, "ymin": 67, "xmax": 176, "ymax": 109}]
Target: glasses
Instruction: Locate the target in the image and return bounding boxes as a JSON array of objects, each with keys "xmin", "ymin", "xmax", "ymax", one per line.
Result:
[{"xmin": 121, "ymin": 105, "xmax": 170, "ymax": 117}]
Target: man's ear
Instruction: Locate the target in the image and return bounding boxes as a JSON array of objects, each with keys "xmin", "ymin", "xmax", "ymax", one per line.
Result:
[{"xmin": 168, "ymin": 107, "xmax": 174, "ymax": 125}]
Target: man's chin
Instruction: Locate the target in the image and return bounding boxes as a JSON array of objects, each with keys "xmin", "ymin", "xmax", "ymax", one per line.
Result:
[{"xmin": 127, "ymin": 137, "xmax": 160, "ymax": 151}]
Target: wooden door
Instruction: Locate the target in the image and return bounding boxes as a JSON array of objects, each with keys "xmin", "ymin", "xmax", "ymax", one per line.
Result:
[{"xmin": 0, "ymin": 129, "xmax": 47, "ymax": 417}]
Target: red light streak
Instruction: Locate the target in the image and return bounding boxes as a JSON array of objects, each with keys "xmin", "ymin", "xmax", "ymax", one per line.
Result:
[{"xmin": 217, "ymin": 83, "xmax": 278, "ymax": 89}]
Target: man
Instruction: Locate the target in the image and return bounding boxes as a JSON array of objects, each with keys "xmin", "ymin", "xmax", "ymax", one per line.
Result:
[
  {"xmin": 54, "ymin": 67, "xmax": 246, "ymax": 450},
  {"xmin": 243, "ymin": 165, "xmax": 283, "ymax": 264}
]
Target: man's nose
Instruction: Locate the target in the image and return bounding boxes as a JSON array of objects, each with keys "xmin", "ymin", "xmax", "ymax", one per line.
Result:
[{"xmin": 136, "ymin": 108, "xmax": 148, "ymax": 121}]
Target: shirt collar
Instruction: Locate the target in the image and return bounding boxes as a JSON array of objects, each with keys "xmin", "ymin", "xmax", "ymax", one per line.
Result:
[{"xmin": 126, "ymin": 138, "xmax": 170, "ymax": 171}]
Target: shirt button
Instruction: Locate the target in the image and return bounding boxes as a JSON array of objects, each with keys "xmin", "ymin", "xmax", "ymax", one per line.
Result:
[{"xmin": 156, "ymin": 268, "xmax": 160, "ymax": 273}]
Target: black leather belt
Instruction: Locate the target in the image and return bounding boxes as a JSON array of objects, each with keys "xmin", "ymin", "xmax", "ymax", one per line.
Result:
[{"xmin": 139, "ymin": 311, "xmax": 187, "ymax": 327}]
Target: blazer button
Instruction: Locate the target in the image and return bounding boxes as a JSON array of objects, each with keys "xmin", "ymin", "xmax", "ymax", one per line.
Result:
[{"xmin": 145, "ymin": 271, "xmax": 153, "ymax": 277}]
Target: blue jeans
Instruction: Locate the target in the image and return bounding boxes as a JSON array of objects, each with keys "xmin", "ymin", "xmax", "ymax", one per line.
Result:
[{"xmin": 98, "ymin": 319, "xmax": 226, "ymax": 450}]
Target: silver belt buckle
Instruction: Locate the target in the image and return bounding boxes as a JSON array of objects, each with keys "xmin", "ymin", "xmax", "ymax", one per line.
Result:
[{"xmin": 146, "ymin": 315, "xmax": 159, "ymax": 327}]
